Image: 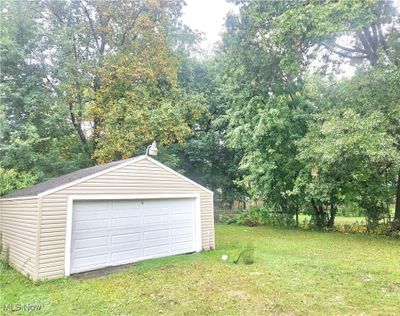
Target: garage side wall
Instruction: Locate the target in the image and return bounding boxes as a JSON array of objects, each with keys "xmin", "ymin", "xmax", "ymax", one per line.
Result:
[
  {"xmin": 39, "ymin": 158, "xmax": 214, "ymax": 279},
  {"xmin": 0, "ymin": 198, "xmax": 38, "ymax": 279}
]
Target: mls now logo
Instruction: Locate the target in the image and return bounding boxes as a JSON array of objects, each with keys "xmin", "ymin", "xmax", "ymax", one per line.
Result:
[{"xmin": 3, "ymin": 304, "xmax": 42, "ymax": 312}]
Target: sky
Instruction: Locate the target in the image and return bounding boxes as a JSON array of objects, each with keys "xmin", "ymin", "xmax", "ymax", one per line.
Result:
[{"xmin": 182, "ymin": 0, "xmax": 237, "ymax": 54}]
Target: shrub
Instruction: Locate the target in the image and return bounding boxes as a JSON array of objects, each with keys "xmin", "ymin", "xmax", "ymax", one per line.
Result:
[
  {"xmin": 333, "ymin": 224, "xmax": 368, "ymax": 234},
  {"xmin": 1, "ymin": 246, "xmax": 11, "ymax": 269},
  {"xmin": 370, "ymin": 222, "xmax": 400, "ymax": 238},
  {"xmin": 233, "ymin": 206, "xmax": 268, "ymax": 226},
  {"xmin": 215, "ymin": 211, "xmax": 238, "ymax": 224},
  {"xmin": 326, "ymin": 222, "xmax": 399, "ymax": 238},
  {"xmin": 0, "ymin": 168, "xmax": 36, "ymax": 197}
]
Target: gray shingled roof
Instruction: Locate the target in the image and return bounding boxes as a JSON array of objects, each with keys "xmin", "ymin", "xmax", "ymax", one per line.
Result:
[{"xmin": 2, "ymin": 156, "xmax": 144, "ymax": 199}]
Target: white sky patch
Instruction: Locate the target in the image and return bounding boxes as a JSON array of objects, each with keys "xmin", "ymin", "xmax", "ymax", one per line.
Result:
[{"xmin": 182, "ymin": 0, "xmax": 238, "ymax": 54}]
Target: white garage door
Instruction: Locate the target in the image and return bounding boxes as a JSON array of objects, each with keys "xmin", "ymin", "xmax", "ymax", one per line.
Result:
[{"xmin": 70, "ymin": 198, "xmax": 196, "ymax": 274}]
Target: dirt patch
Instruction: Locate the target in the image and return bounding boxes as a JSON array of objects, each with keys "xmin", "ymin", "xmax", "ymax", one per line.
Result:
[{"xmin": 72, "ymin": 263, "xmax": 135, "ymax": 279}]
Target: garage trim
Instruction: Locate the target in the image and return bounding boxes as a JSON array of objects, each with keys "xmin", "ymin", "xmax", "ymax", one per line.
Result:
[{"xmin": 64, "ymin": 193, "xmax": 202, "ymax": 276}]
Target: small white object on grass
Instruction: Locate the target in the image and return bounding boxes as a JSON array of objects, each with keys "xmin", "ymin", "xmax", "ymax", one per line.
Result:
[{"xmin": 221, "ymin": 255, "xmax": 228, "ymax": 261}]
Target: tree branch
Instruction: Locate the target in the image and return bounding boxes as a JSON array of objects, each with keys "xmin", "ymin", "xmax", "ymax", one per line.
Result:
[
  {"xmin": 334, "ymin": 43, "xmax": 367, "ymax": 54},
  {"xmin": 321, "ymin": 43, "xmax": 368, "ymax": 60},
  {"xmin": 77, "ymin": 0, "xmax": 100, "ymax": 52}
]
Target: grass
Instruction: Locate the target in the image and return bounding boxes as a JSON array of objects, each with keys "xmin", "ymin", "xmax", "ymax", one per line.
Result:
[
  {"xmin": 298, "ymin": 214, "xmax": 366, "ymax": 225},
  {"xmin": 1, "ymin": 225, "xmax": 400, "ymax": 315}
]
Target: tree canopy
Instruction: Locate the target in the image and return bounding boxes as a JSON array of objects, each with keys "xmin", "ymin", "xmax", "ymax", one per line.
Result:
[{"xmin": 1, "ymin": 0, "xmax": 399, "ymax": 226}]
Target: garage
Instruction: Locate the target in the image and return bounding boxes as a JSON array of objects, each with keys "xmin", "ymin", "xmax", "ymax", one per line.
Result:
[{"xmin": 0, "ymin": 154, "xmax": 214, "ymax": 280}]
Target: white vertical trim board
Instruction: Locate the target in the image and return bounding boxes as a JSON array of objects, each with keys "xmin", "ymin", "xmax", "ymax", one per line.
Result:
[{"xmin": 64, "ymin": 193, "xmax": 202, "ymax": 276}]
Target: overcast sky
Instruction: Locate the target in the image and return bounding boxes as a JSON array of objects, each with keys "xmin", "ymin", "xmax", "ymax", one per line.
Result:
[{"xmin": 182, "ymin": 0, "xmax": 237, "ymax": 54}]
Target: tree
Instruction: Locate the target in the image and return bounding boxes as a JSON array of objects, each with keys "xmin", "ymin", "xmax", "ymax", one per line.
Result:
[
  {"xmin": 219, "ymin": 1, "xmax": 312, "ymax": 218},
  {"xmin": 0, "ymin": 0, "xmax": 90, "ymax": 181},
  {"xmin": 88, "ymin": 35, "xmax": 203, "ymax": 162},
  {"xmin": 218, "ymin": 0, "xmax": 400, "ymax": 226},
  {"xmin": 165, "ymin": 58, "xmax": 247, "ymax": 206},
  {"xmin": 295, "ymin": 110, "xmax": 399, "ymax": 227},
  {"xmin": 37, "ymin": 0, "xmax": 189, "ymax": 160},
  {"xmin": 0, "ymin": 168, "xmax": 36, "ymax": 196}
]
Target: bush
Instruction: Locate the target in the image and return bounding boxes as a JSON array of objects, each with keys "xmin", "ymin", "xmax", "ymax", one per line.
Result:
[
  {"xmin": 233, "ymin": 206, "xmax": 268, "ymax": 226},
  {"xmin": 322, "ymin": 222, "xmax": 399, "ymax": 238},
  {"xmin": 333, "ymin": 224, "xmax": 368, "ymax": 234},
  {"xmin": 0, "ymin": 233, "xmax": 11, "ymax": 269},
  {"xmin": 0, "ymin": 168, "xmax": 36, "ymax": 197},
  {"xmin": 232, "ymin": 206, "xmax": 297, "ymax": 227},
  {"xmin": 369, "ymin": 222, "xmax": 400, "ymax": 238},
  {"xmin": 214, "ymin": 211, "xmax": 238, "ymax": 224}
]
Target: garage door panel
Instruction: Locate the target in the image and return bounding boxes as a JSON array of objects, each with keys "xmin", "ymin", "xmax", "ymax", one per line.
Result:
[
  {"xmin": 110, "ymin": 242, "xmax": 143, "ymax": 254},
  {"xmin": 143, "ymin": 214, "xmax": 169, "ymax": 225},
  {"xmin": 111, "ymin": 248, "xmax": 141, "ymax": 262},
  {"xmin": 143, "ymin": 244, "xmax": 170, "ymax": 257},
  {"xmin": 74, "ymin": 230, "xmax": 109, "ymax": 240},
  {"xmin": 74, "ymin": 201, "xmax": 109, "ymax": 211},
  {"xmin": 111, "ymin": 216, "xmax": 141, "ymax": 228},
  {"xmin": 111, "ymin": 208, "xmax": 141, "ymax": 218},
  {"xmin": 72, "ymin": 246, "xmax": 109, "ymax": 258},
  {"xmin": 70, "ymin": 198, "xmax": 196, "ymax": 274},
  {"xmin": 74, "ymin": 236, "xmax": 108, "ymax": 250},
  {"xmin": 74, "ymin": 210, "xmax": 108, "ymax": 221},
  {"xmin": 144, "ymin": 229, "xmax": 169, "ymax": 241},
  {"xmin": 171, "ymin": 241, "xmax": 193, "ymax": 252},
  {"xmin": 74, "ymin": 219, "xmax": 108, "ymax": 231},
  {"xmin": 168, "ymin": 199, "xmax": 194, "ymax": 207},
  {"xmin": 142, "ymin": 200, "xmax": 168, "ymax": 208},
  {"xmin": 111, "ymin": 232, "xmax": 141, "ymax": 245},
  {"xmin": 170, "ymin": 234, "xmax": 194, "ymax": 244},
  {"xmin": 73, "ymin": 254, "xmax": 108, "ymax": 271},
  {"xmin": 171, "ymin": 213, "xmax": 193, "ymax": 225},
  {"xmin": 171, "ymin": 227, "xmax": 193, "ymax": 236},
  {"xmin": 111, "ymin": 200, "xmax": 141, "ymax": 210}
]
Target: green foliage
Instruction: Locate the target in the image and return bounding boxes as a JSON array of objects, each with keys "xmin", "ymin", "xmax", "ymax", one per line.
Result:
[
  {"xmin": 0, "ymin": 0, "xmax": 93, "ymax": 181},
  {"xmin": 321, "ymin": 222, "xmax": 400, "ymax": 238},
  {"xmin": 219, "ymin": 0, "xmax": 400, "ymax": 227},
  {"xmin": 294, "ymin": 109, "xmax": 399, "ymax": 226},
  {"xmin": 233, "ymin": 206, "xmax": 297, "ymax": 227},
  {"xmin": 233, "ymin": 206, "xmax": 268, "ymax": 227},
  {"xmin": 88, "ymin": 37, "xmax": 204, "ymax": 162},
  {"xmin": 0, "ymin": 232, "xmax": 11, "ymax": 269},
  {"xmin": 165, "ymin": 59, "xmax": 246, "ymax": 204},
  {"xmin": 0, "ymin": 168, "xmax": 36, "ymax": 196}
]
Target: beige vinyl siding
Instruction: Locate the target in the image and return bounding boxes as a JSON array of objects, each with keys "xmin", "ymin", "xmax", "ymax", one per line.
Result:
[
  {"xmin": 39, "ymin": 158, "xmax": 214, "ymax": 279},
  {"xmin": 0, "ymin": 198, "xmax": 38, "ymax": 279}
]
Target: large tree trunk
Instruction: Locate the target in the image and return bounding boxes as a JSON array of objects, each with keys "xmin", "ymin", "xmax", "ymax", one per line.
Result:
[
  {"xmin": 395, "ymin": 170, "xmax": 400, "ymax": 221},
  {"xmin": 327, "ymin": 202, "xmax": 336, "ymax": 228}
]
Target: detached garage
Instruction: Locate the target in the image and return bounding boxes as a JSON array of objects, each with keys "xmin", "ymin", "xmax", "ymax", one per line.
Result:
[{"xmin": 0, "ymin": 155, "xmax": 214, "ymax": 280}]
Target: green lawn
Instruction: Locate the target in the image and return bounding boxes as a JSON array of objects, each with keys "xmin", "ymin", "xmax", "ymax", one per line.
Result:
[
  {"xmin": 298, "ymin": 214, "xmax": 366, "ymax": 225},
  {"xmin": 1, "ymin": 225, "xmax": 399, "ymax": 315}
]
